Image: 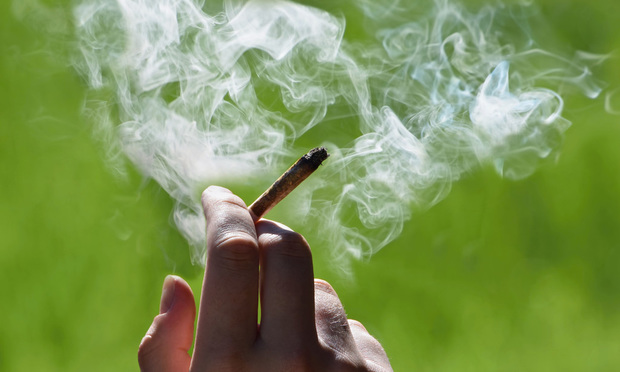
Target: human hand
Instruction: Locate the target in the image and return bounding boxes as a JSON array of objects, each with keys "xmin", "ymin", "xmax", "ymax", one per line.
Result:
[{"xmin": 138, "ymin": 186, "xmax": 392, "ymax": 371}]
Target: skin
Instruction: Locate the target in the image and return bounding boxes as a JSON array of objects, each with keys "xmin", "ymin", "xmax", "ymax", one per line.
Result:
[{"xmin": 138, "ymin": 186, "xmax": 393, "ymax": 372}]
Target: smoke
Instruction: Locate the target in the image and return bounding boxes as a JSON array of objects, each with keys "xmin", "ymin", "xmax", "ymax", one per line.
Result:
[{"xmin": 71, "ymin": 0, "xmax": 603, "ymax": 267}]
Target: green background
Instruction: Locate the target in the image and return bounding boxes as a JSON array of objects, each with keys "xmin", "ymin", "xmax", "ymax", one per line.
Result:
[{"xmin": 1, "ymin": 0, "xmax": 619, "ymax": 371}]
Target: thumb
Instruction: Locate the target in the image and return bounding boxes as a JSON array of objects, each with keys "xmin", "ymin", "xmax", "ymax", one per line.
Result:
[{"xmin": 139, "ymin": 275, "xmax": 196, "ymax": 372}]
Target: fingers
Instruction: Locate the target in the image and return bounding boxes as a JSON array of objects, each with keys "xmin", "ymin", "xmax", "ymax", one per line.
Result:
[
  {"xmin": 138, "ymin": 275, "xmax": 196, "ymax": 372},
  {"xmin": 256, "ymin": 220, "xmax": 316, "ymax": 348},
  {"xmin": 349, "ymin": 320, "xmax": 393, "ymax": 371},
  {"xmin": 313, "ymin": 280, "xmax": 361, "ymax": 359},
  {"xmin": 192, "ymin": 186, "xmax": 389, "ymax": 371},
  {"xmin": 192, "ymin": 186, "xmax": 259, "ymax": 365}
]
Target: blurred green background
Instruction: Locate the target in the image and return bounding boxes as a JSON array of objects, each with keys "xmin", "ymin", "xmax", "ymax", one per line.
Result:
[{"xmin": 1, "ymin": 0, "xmax": 619, "ymax": 371}]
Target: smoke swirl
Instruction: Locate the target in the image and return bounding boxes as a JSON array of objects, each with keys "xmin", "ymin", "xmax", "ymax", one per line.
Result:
[{"xmin": 72, "ymin": 0, "xmax": 603, "ymax": 267}]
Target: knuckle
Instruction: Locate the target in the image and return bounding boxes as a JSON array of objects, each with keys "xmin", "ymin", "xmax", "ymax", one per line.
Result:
[
  {"xmin": 137, "ymin": 333, "xmax": 162, "ymax": 368},
  {"xmin": 262, "ymin": 230, "xmax": 312, "ymax": 259},
  {"xmin": 210, "ymin": 233, "xmax": 259, "ymax": 271}
]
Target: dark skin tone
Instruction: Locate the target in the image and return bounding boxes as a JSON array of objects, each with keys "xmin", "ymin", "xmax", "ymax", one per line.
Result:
[{"xmin": 139, "ymin": 186, "xmax": 392, "ymax": 371}]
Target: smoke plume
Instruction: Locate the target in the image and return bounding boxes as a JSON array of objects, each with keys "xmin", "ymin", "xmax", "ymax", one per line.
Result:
[{"xmin": 71, "ymin": 0, "xmax": 603, "ymax": 267}]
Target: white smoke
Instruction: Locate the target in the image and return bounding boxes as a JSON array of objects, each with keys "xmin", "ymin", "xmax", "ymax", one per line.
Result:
[{"xmin": 71, "ymin": 0, "xmax": 603, "ymax": 267}]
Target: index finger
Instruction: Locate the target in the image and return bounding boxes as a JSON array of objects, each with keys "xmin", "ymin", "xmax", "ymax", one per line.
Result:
[{"xmin": 192, "ymin": 186, "xmax": 259, "ymax": 365}]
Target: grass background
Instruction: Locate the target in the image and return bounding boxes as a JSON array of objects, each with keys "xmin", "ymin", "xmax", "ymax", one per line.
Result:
[{"xmin": 1, "ymin": 0, "xmax": 620, "ymax": 371}]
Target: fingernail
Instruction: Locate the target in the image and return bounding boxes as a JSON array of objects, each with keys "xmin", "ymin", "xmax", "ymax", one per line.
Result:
[
  {"xmin": 348, "ymin": 319, "xmax": 368, "ymax": 332},
  {"xmin": 201, "ymin": 186, "xmax": 231, "ymax": 218},
  {"xmin": 207, "ymin": 185, "xmax": 231, "ymax": 193},
  {"xmin": 160, "ymin": 275, "xmax": 176, "ymax": 314},
  {"xmin": 314, "ymin": 279, "xmax": 337, "ymax": 296}
]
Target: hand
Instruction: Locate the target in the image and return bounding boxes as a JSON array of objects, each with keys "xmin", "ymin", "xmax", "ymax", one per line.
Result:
[{"xmin": 138, "ymin": 186, "xmax": 392, "ymax": 371}]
